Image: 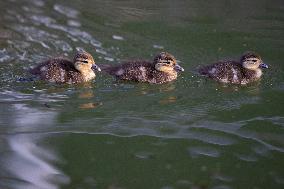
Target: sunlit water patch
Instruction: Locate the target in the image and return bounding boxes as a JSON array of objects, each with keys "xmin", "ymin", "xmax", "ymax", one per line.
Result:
[{"xmin": 0, "ymin": 135, "xmax": 69, "ymax": 189}]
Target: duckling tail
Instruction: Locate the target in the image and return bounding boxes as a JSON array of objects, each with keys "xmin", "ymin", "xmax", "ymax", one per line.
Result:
[
  {"xmin": 198, "ymin": 66, "xmax": 208, "ymax": 75},
  {"xmin": 29, "ymin": 67, "xmax": 41, "ymax": 75}
]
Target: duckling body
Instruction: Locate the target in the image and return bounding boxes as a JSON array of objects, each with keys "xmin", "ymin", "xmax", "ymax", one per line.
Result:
[
  {"xmin": 101, "ymin": 52, "xmax": 184, "ymax": 84},
  {"xmin": 199, "ymin": 61, "xmax": 259, "ymax": 84},
  {"xmin": 30, "ymin": 51, "xmax": 101, "ymax": 84},
  {"xmin": 30, "ymin": 58, "xmax": 88, "ymax": 83},
  {"xmin": 199, "ymin": 52, "xmax": 268, "ymax": 85}
]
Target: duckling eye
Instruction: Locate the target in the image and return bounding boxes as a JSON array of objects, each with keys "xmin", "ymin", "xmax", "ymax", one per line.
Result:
[
  {"xmin": 250, "ymin": 60, "xmax": 258, "ymax": 64},
  {"xmin": 82, "ymin": 60, "xmax": 88, "ymax": 64},
  {"xmin": 159, "ymin": 59, "xmax": 171, "ymax": 64},
  {"xmin": 165, "ymin": 58, "xmax": 172, "ymax": 64}
]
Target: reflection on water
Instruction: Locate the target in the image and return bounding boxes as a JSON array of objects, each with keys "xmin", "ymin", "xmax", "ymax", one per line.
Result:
[
  {"xmin": 1, "ymin": 135, "xmax": 69, "ymax": 189},
  {"xmin": 0, "ymin": 99, "xmax": 69, "ymax": 189},
  {"xmin": 0, "ymin": 0, "xmax": 284, "ymax": 188},
  {"xmin": 78, "ymin": 88, "xmax": 103, "ymax": 109}
]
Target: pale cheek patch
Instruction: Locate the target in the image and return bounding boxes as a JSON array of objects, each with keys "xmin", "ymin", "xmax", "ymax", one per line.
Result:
[
  {"xmin": 160, "ymin": 66, "xmax": 173, "ymax": 73},
  {"xmin": 244, "ymin": 58, "xmax": 260, "ymax": 69}
]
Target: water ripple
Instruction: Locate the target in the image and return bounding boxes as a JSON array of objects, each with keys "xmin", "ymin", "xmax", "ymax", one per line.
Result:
[
  {"xmin": 53, "ymin": 4, "xmax": 79, "ymax": 18},
  {"xmin": 30, "ymin": 15, "xmax": 56, "ymax": 26},
  {"xmin": 235, "ymin": 153, "xmax": 258, "ymax": 162},
  {"xmin": 188, "ymin": 146, "xmax": 221, "ymax": 158},
  {"xmin": 4, "ymin": 0, "xmax": 108, "ymax": 65},
  {"xmin": 0, "ymin": 48, "xmax": 12, "ymax": 62},
  {"xmin": 29, "ymin": 0, "xmax": 45, "ymax": 7},
  {"xmin": 112, "ymin": 35, "xmax": 124, "ymax": 41},
  {"xmin": 191, "ymin": 120, "xmax": 284, "ymax": 153}
]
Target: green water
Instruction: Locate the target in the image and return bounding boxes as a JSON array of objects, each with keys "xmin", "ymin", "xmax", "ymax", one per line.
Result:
[{"xmin": 0, "ymin": 0, "xmax": 284, "ymax": 189}]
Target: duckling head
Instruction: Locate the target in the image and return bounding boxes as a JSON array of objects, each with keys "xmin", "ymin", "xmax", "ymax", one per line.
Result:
[
  {"xmin": 241, "ymin": 52, "xmax": 268, "ymax": 70},
  {"xmin": 73, "ymin": 51, "xmax": 101, "ymax": 81},
  {"xmin": 154, "ymin": 52, "xmax": 184, "ymax": 74}
]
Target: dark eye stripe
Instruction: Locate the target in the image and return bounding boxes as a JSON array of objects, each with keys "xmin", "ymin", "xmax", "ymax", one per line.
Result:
[
  {"xmin": 82, "ymin": 60, "xmax": 88, "ymax": 63},
  {"xmin": 160, "ymin": 61, "xmax": 171, "ymax": 64}
]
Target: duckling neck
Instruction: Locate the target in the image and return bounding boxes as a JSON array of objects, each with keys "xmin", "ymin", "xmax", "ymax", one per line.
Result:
[
  {"xmin": 167, "ymin": 71, "xmax": 177, "ymax": 77},
  {"xmin": 80, "ymin": 70, "xmax": 96, "ymax": 81},
  {"xmin": 161, "ymin": 71, "xmax": 177, "ymax": 82},
  {"xmin": 253, "ymin": 68, "xmax": 262, "ymax": 79}
]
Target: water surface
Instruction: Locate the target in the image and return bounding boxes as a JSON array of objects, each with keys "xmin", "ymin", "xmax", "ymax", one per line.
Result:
[{"xmin": 0, "ymin": 0, "xmax": 284, "ymax": 188}]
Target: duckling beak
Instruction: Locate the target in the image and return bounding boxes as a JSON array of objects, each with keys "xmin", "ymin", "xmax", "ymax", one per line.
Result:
[
  {"xmin": 92, "ymin": 64, "xmax": 101, "ymax": 72},
  {"xmin": 174, "ymin": 64, "xmax": 184, "ymax": 72},
  {"xmin": 259, "ymin": 63, "xmax": 268, "ymax": 69}
]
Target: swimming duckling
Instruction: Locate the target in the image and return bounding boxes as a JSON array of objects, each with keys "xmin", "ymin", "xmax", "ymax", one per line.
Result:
[
  {"xmin": 198, "ymin": 52, "xmax": 268, "ymax": 84},
  {"xmin": 101, "ymin": 52, "xmax": 184, "ymax": 84},
  {"xmin": 29, "ymin": 51, "xmax": 101, "ymax": 84}
]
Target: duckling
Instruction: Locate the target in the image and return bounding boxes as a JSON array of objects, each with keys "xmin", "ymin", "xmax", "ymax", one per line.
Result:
[
  {"xmin": 29, "ymin": 51, "xmax": 101, "ymax": 84},
  {"xmin": 101, "ymin": 52, "xmax": 184, "ymax": 84},
  {"xmin": 198, "ymin": 52, "xmax": 268, "ymax": 84}
]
